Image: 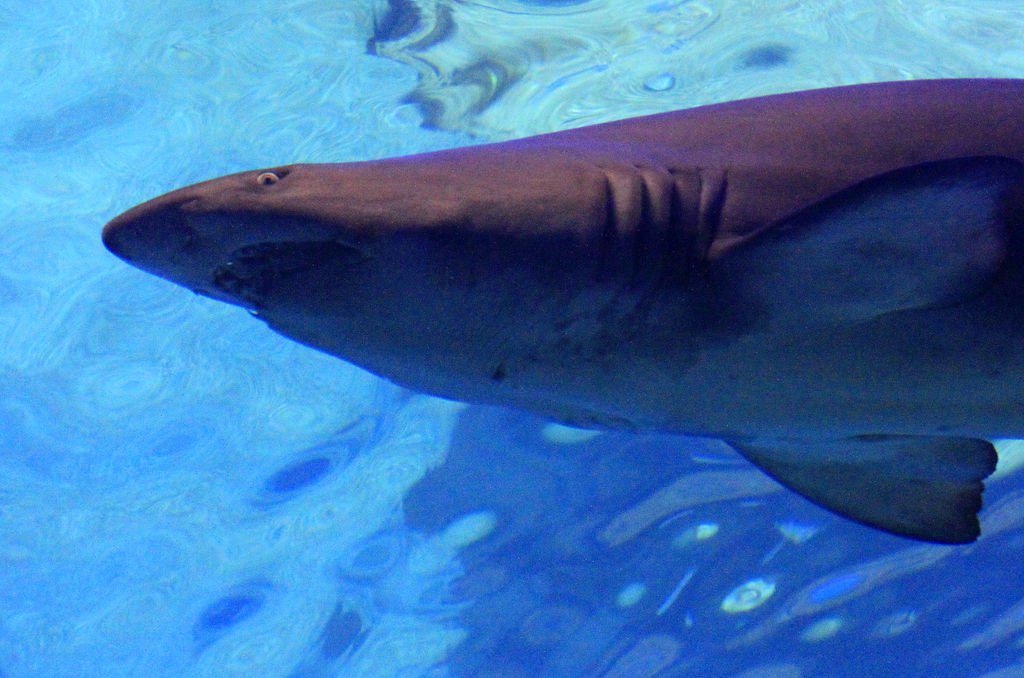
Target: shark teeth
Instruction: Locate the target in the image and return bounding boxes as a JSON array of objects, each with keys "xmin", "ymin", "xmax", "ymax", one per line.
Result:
[{"xmin": 213, "ymin": 240, "xmax": 367, "ymax": 311}]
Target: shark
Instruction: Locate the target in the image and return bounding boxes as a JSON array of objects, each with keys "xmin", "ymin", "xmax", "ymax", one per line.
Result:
[{"xmin": 102, "ymin": 79, "xmax": 1024, "ymax": 544}]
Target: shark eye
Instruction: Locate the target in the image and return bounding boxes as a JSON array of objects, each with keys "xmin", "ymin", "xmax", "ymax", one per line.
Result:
[{"xmin": 256, "ymin": 171, "xmax": 280, "ymax": 186}]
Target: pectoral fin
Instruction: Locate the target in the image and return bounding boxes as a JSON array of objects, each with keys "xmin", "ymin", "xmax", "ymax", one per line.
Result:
[
  {"xmin": 714, "ymin": 157, "xmax": 1024, "ymax": 330},
  {"xmin": 728, "ymin": 435, "xmax": 997, "ymax": 543}
]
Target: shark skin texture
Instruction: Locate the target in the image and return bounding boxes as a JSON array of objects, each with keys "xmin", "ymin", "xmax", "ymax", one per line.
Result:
[{"xmin": 103, "ymin": 79, "xmax": 1024, "ymax": 544}]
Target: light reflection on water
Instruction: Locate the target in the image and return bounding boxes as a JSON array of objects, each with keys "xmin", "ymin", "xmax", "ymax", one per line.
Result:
[
  {"xmin": 1, "ymin": 0, "xmax": 1023, "ymax": 676},
  {"xmin": 370, "ymin": 0, "xmax": 1022, "ymax": 138}
]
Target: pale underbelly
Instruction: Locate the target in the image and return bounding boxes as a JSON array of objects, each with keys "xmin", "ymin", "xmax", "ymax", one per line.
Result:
[{"xmin": 516, "ymin": 303, "xmax": 1024, "ymax": 440}]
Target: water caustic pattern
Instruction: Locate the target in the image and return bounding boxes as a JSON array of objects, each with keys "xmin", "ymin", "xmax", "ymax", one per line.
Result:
[
  {"xmin": 4, "ymin": 0, "xmax": 1024, "ymax": 676},
  {"xmin": 370, "ymin": 0, "xmax": 1024, "ymax": 137},
  {"xmin": 163, "ymin": 397, "xmax": 466, "ymax": 678},
  {"xmin": 249, "ymin": 417, "xmax": 378, "ymax": 508},
  {"xmin": 0, "ymin": 5, "xmax": 476, "ymax": 672},
  {"xmin": 192, "ymin": 582, "xmax": 272, "ymax": 651},
  {"xmin": 400, "ymin": 407, "xmax": 1024, "ymax": 678}
]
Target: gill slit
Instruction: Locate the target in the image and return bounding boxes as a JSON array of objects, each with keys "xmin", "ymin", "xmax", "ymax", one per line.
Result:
[
  {"xmin": 600, "ymin": 171, "xmax": 619, "ymax": 283},
  {"xmin": 695, "ymin": 167, "xmax": 727, "ymax": 270},
  {"xmin": 633, "ymin": 167, "xmax": 654, "ymax": 285}
]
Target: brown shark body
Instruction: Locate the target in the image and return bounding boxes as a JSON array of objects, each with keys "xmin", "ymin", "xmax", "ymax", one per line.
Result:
[{"xmin": 103, "ymin": 79, "xmax": 1024, "ymax": 543}]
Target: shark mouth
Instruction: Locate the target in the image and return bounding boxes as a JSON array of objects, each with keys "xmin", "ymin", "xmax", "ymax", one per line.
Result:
[{"xmin": 212, "ymin": 240, "xmax": 366, "ymax": 312}]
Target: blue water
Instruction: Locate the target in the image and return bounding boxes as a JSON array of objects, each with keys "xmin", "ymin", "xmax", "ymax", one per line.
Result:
[{"xmin": 2, "ymin": 0, "xmax": 1024, "ymax": 676}]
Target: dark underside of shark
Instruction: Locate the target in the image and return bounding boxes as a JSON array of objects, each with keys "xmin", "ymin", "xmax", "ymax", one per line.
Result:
[{"xmin": 103, "ymin": 79, "xmax": 1024, "ymax": 544}]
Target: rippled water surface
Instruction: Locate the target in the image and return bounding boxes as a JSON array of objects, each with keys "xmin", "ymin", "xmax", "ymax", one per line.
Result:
[{"xmin": 2, "ymin": 0, "xmax": 1024, "ymax": 676}]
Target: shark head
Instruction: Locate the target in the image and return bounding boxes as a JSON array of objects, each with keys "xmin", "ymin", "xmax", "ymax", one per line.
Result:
[
  {"xmin": 102, "ymin": 154, "xmax": 633, "ymax": 402},
  {"xmin": 103, "ymin": 163, "xmax": 425, "ymax": 308}
]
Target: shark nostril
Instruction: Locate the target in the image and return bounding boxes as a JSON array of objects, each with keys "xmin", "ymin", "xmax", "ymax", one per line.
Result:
[{"xmin": 178, "ymin": 197, "xmax": 201, "ymax": 212}]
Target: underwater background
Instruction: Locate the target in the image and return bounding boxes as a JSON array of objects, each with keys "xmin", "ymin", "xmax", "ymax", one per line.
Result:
[{"xmin": 3, "ymin": 0, "xmax": 1024, "ymax": 676}]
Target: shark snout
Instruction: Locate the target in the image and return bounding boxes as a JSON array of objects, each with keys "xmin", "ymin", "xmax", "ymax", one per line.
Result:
[
  {"xmin": 103, "ymin": 190, "xmax": 253, "ymax": 305},
  {"xmin": 103, "ymin": 177, "xmax": 371, "ymax": 310},
  {"xmin": 103, "ymin": 196, "xmax": 194, "ymax": 265}
]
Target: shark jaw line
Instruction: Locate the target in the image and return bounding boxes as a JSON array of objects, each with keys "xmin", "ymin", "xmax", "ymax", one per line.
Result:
[{"xmin": 212, "ymin": 239, "xmax": 369, "ymax": 312}]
